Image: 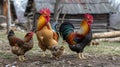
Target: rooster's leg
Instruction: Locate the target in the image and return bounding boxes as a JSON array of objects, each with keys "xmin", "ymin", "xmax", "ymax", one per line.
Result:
[
  {"xmin": 77, "ymin": 53, "xmax": 82, "ymax": 59},
  {"xmin": 81, "ymin": 53, "xmax": 86, "ymax": 59},
  {"xmin": 77, "ymin": 53, "xmax": 86, "ymax": 59}
]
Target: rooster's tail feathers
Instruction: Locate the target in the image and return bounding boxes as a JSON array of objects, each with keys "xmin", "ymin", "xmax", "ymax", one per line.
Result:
[
  {"xmin": 52, "ymin": 22, "xmax": 58, "ymax": 32},
  {"xmin": 59, "ymin": 22, "xmax": 74, "ymax": 39}
]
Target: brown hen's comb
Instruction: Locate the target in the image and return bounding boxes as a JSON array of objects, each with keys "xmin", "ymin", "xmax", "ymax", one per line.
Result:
[
  {"xmin": 25, "ymin": 32, "xmax": 34, "ymax": 37},
  {"xmin": 39, "ymin": 8, "xmax": 51, "ymax": 16},
  {"xmin": 84, "ymin": 13, "xmax": 93, "ymax": 20}
]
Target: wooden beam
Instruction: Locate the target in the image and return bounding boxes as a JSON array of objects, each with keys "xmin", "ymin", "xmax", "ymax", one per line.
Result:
[
  {"xmin": 93, "ymin": 31, "xmax": 120, "ymax": 39},
  {"xmin": 51, "ymin": 18, "xmax": 82, "ymax": 22},
  {"xmin": 94, "ymin": 37, "xmax": 120, "ymax": 42},
  {"xmin": 0, "ymin": 15, "xmax": 6, "ymax": 18},
  {"xmin": 53, "ymin": 0, "xmax": 61, "ymax": 22},
  {"xmin": 51, "ymin": 18, "xmax": 108, "ymax": 22}
]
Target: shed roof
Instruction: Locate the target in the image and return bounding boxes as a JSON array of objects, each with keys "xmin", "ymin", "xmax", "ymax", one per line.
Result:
[{"xmin": 34, "ymin": 0, "xmax": 117, "ymax": 14}]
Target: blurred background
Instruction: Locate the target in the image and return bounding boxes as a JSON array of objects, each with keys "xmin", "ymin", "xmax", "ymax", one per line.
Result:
[{"xmin": 0, "ymin": 0, "xmax": 120, "ymax": 33}]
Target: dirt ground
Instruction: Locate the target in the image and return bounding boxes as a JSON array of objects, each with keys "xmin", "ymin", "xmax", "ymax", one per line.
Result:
[
  {"xmin": 0, "ymin": 42, "xmax": 120, "ymax": 67},
  {"xmin": 0, "ymin": 31, "xmax": 120, "ymax": 67},
  {"xmin": 0, "ymin": 54, "xmax": 120, "ymax": 67}
]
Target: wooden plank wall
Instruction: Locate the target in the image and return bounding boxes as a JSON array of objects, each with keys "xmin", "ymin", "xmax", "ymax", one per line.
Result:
[
  {"xmin": 34, "ymin": 13, "xmax": 112, "ymax": 33},
  {"xmin": 51, "ymin": 14, "xmax": 109, "ymax": 33}
]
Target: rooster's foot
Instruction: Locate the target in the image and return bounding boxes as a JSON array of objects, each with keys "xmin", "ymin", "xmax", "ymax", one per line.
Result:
[{"xmin": 77, "ymin": 53, "xmax": 86, "ymax": 59}]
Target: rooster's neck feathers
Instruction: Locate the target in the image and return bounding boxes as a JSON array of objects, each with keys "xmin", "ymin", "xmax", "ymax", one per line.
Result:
[
  {"xmin": 37, "ymin": 15, "xmax": 47, "ymax": 30},
  {"xmin": 24, "ymin": 36, "xmax": 33, "ymax": 42},
  {"xmin": 37, "ymin": 15, "xmax": 50, "ymax": 31},
  {"xmin": 78, "ymin": 19, "xmax": 90, "ymax": 36}
]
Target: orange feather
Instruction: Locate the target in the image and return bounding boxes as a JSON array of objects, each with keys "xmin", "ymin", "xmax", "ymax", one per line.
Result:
[
  {"xmin": 37, "ymin": 15, "xmax": 47, "ymax": 31},
  {"xmin": 67, "ymin": 33, "xmax": 76, "ymax": 45},
  {"xmin": 79, "ymin": 19, "xmax": 90, "ymax": 36}
]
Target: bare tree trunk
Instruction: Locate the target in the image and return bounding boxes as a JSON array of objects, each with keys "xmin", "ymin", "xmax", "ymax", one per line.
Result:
[{"xmin": 6, "ymin": 0, "xmax": 11, "ymax": 34}]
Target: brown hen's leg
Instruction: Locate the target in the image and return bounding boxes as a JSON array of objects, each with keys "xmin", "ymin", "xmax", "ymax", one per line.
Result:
[
  {"xmin": 77, "ymin": 53, "xmax": 86, "ymax": 59},
  {"xmin": 19, "ymin": 56, "xmax": 24, "ymax": 61},
  {"xmin": 21, "ymin": 55, "xmax": 26, "ymax": 61},
  {"xmin": 19, "ymin": 55, "xmax": 26, "ymax": 61}
]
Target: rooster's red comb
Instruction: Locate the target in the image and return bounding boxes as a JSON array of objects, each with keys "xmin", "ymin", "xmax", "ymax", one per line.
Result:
[
  {"xmin": 84, "ymin": 13, "xmax": 93, "ymax": 20},
  {"xmin": 39, "ymin": 8, "xmax": 51, "ymax": 16}
]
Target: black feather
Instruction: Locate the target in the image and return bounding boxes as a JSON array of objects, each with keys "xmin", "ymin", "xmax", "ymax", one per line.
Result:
[
  {"xmin": 69, "ymin": 29, "xmax": 92, "ymax": 53},
  {"xmin": 59, "ymin": 22, "xmax": 74, "ymax": 40}
]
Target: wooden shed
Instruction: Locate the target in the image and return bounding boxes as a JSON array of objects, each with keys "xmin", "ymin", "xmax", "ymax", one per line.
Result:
[
  {"xmin": 1, "ymin": 0, "xmax": 117, "ymax": 32},
  {"xmin": 33, "ymin": 0, "xmax": 117, "ymax": 33}
]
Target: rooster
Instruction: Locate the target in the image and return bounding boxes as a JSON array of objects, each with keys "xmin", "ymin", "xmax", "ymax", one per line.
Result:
[
  {"xmin": 36, "ymin": 8, "xmax": 59, "ymax": 42},
  {"xmin": 7, "ymin": 30, "xmax": 34, "ymax": 61},
  {"xmin": 35, "ymin": 8, "xmax": 64, "ymax": 59},
  {"xmin": 59, "ymin": 13, "xmax": 93, "ymax": 59}
]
